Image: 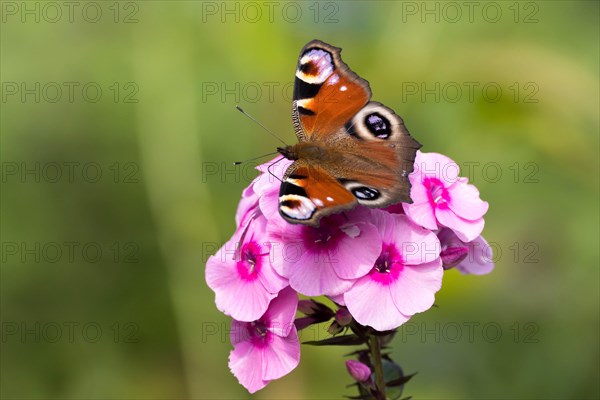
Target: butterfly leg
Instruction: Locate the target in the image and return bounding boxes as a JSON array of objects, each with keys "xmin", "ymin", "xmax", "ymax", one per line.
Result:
[{"xmin": 266, "ymin": 156, "xmax": 285, "ymax": 183}]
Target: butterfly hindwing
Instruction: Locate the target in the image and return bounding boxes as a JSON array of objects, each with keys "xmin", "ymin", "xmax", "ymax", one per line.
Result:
[
  {"xmin": 278, "ymin": 161, "xmax": 357, "ymax": 226},
  {"xmin": 338, "ymin": 101, "xmax": 422, "ymax": 205}
]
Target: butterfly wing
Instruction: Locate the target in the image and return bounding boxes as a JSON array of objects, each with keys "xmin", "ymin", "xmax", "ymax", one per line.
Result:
[
  {"xmin": 327, "ymin": 101, "xmax": 422, "ymax": 206},
  {"xmin": 283, "ymin": 40, "xmax": 422, "ymax": 226},
  {"xmin": 292, "ymin": 40, "xmax": 371, "ymax": 141},
  {"xmin": 278, "ymin": 160, "xmax": 357, "ymax": 226}
]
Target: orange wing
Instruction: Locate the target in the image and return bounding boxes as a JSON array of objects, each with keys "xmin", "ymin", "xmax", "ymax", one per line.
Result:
[
  {"xmin": 292, "ymin": 40, "xmax": 371, "ymax": 140},
  {"xmin": 278, "ymin": 161, "xmax": 357, "ymax": 227}
]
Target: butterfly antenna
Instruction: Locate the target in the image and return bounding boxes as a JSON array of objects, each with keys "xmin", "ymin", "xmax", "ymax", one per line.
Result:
[
  {"xmin": 235, "ymin": 105, "xmax": 288, "ymax": 146},
  {"xmin": 233, "ymin": 151, "xmax": 279, "ymax": 166}
]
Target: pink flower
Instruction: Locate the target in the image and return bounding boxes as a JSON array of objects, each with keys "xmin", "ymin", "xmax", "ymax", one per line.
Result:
[
  {"xmin": 229, "ymin": 287, "xmax": 300, "ymax": 393},
  {"xmin": 206, "ymin": 217, "xmax": 288, "ymax": 322},
  {"xmin": 344, "ymin": 212, "xmax": 443, "ymax": 331},
  {"xmin": 438, "ymin": 228, "xmax": 495, "ymax": 275},
  {"xmin": 404, "ymin": 151, "xmax": 489, "ymax": 242},
  {"xmin": 267, "ymin": 208, "xmax": 382, "ymax": 297}
]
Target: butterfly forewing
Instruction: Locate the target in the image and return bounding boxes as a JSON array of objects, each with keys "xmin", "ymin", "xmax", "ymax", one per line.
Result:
[{"xmin": 292, "ymin": 40, "xmax": 371, "ymax": 140}]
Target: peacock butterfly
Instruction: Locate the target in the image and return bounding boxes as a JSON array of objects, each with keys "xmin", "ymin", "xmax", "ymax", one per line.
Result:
[{"xmin": 275, "ymin": 39, "xmax": 422, "ymax": 227}]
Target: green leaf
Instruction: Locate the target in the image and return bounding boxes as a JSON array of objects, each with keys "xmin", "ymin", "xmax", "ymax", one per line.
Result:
[
  {"xmin": 387, "ymin": 373, "xmax": 417, "ymax": 387},
  {"xmin": 381, "ymin": 358, "xmax": 408, "ymax": 400},
  {"xmin": 343, "ymin": 349, "xmax": 369, "ymax": 357}
]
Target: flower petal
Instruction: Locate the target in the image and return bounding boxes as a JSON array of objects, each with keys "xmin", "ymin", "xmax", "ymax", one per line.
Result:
[
  {"xmin": 261, "ymin": 328, "xmax": 300, "ymax": 380},
  {"xmin": 407, "ymin": 171, "xmax": 431, "ymax": 204},
  {"xmin": 258, "ymin": 184, "xmax": 282, "ymax": 221},
  {"xmin": 447, "ymin": 180, "xmax": 489, "ymax": 220},
  {"xmin": 457, "ymin": 235, "xmax": 495, "ymax": 275},
  {"xmin": 245, "ymin": 217, "xmax": 289, "ymax": 294},
  {"xmin": 415, "ymin": 151, "xmax": 460, "ymax": 184},
  {"xmin": 332, "ymin": 222, "xmax": 381, "ymax": 279},
  {"xmin": 346, "ymin": 360, "xmax": 372, "ymax": 382},
  {"xmin": 344, "ymin": 277, "xmax": 410, "ymax": 331},
  {"xmin": 257, "ymin": 262, "xmax": 288, "ymax": 296},
  {"xmin": 286, "ymin": 248, "xmax": 356, "ymax": 296},
  {"xmin": 328, "ymin": 293, "xmax": 346, "ymax": 306},
  {"xmin": 264, "ymin": 287, "xmax": 298, "ymax": 337},
  {"xmin": 229, "ymin": 340, "xmax": 268, "ymax": 394},
  {"xmin": 369, "ymin": 210, "xmax": 397, "ymax": 242},
  {"xmin": 389, "ymin": 215, "xmax": 441, "ymax": 265},
  {"xmin": 390, "ymin": 259, "xmax": 443, "ymax": 316},
  {"xmin": 403, "ymin": 200, "xmax": 438, "ymax": 230},
  {"xmin": 236, "ymin": 182, "xmax": 260, "ymax": 226},
  {"xmin": 435, "ymin": 207, "xmax": 484, "ymax": 242},
  {"xmin": 208, "ymin": 262, "xmax": 276, "ymax": 321}
]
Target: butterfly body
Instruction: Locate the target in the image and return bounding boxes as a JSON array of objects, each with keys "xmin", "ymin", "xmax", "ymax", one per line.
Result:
[
  {"xmin": 277, "ymin": 143, "xmax": 326, "ymax": 161},
  {"xmin": 277, "ymin": 40, "xmax": 422, "ymax": 227}
]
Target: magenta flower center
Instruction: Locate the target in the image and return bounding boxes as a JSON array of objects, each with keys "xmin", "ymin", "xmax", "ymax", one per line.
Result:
[
  {"xmin": 236, "ymin": 241, "xmax": 262, "ymax": 281},
  {"xmin": 370, "ymin": 243, "xmax": 403, "ymax": 284},
  {"xmin": 247, "ymin": 320, "xmax": 271, "ymax": 347},
  {"xmin": 302, "ymin": 215, "xmax": 344, "ymax": 252},
  {"xmin": 424, "ymin": 177, "xmax": 450, "ymax": 208}
]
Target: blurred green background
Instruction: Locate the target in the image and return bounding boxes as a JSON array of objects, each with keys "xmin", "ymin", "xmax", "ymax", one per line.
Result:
[{"xmin": 1, "ymin": 1, "xmax": 598, "ymax": 399}]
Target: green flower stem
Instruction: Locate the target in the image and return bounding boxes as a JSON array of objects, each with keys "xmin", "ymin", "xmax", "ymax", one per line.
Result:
[{"xmin": 368, "ymin": 334, "xmax": 386, "ymax": 399}]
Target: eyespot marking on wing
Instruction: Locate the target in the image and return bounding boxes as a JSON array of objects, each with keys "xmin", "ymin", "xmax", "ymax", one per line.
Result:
[
  {"xmin": 365, "ymin": 113, "xmax": 391, "ymax": 139},
  {"xmin": 339, "ymin": 180, "xmax": 387, "ymax": 205},
  {"xmin": 351, "ymin": 186, "xmax": 380, "ymax": 200},
  {"xmin": 296, "ymin": 48, "xmax": 334, "ymax": 84},
  {"xmin": 344, "ymin": 102, "xmax": 412, "ymax": 142},
  {"xmin": 279, "ymin": 194, "xmax": 316, "ymax": 221}
]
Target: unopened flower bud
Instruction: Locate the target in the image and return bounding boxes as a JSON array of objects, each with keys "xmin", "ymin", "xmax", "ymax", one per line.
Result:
[
  {"xmin": 295, "ymin": 316, "xmax": 317, "ymax": 331},
  {"xmin": 441, "ymin": 246, "xmax": 469, "ymax": 269},
  {"xmin": 335, "ymin": 308, "xmax": 353, "ymax": 326},
  {"xmin": 327, "ymin": 321, "xmax": 343, "ymax": 335},
  {"xmin": 298, "ymin": 299, "xmax": 320, "ymax": 315},
  {"xmin": 345, "ymin": 360, "xmax": 371, "ymax": 382}
]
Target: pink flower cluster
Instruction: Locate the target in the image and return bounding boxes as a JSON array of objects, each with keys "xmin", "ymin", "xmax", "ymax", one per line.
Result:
[{"xmin": 205, "ymin": 151, "xmax": 493, "ymax": 393}]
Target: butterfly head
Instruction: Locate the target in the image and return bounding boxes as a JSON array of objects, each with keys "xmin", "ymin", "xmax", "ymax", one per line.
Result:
[{"xmin": 276, "ymin": 146, "xmax": 297, "ymax": 161}]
